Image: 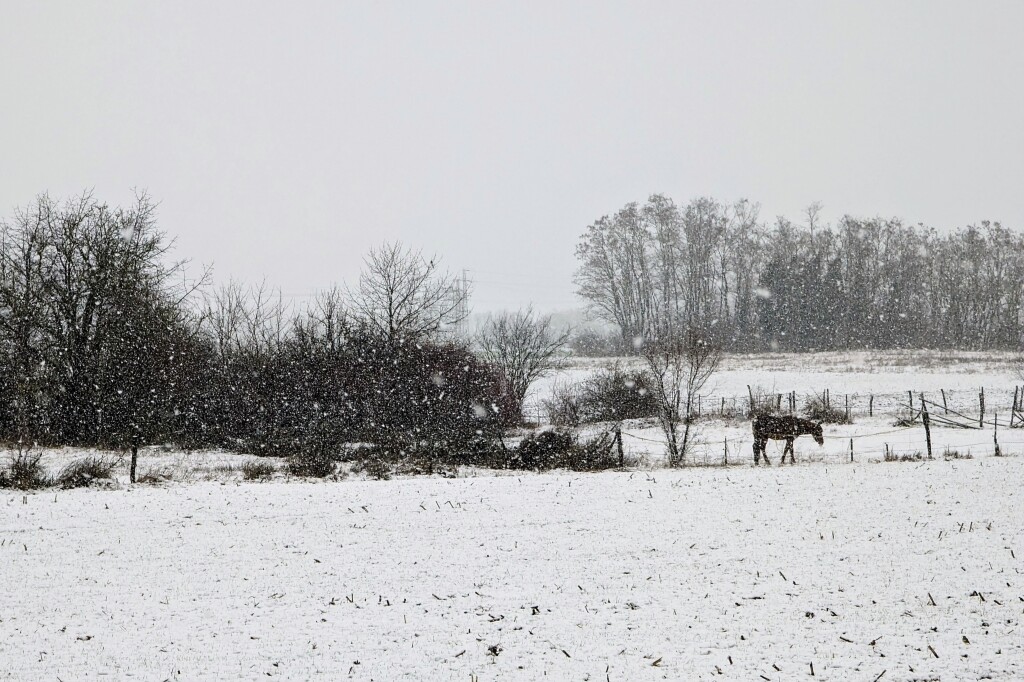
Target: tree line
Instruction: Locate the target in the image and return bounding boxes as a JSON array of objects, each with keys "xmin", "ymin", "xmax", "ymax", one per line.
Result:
[
  {"xmin": 4, "ymin": 190, "xmax": 1020, "ymax": 467},
  {"xmin": 0, "ymin": 193, "xmax": 569, "ymax": 472},
  {"xmin": 575, "ymin": 195, "xmax": 1024, "ymax": 351}
]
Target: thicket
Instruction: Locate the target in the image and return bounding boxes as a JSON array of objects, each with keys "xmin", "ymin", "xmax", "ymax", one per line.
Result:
[{"xmin": 0, "ymin": 193, "xmax": 513, "ymax": 472}]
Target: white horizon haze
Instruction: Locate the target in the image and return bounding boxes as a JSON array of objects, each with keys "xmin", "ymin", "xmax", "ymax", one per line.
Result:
[{"xmin": 1, "ymin": 1, "xmax": 1022, "ymax": 314}]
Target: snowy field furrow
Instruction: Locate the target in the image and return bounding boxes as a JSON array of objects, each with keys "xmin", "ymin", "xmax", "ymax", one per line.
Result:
[{"xmin": 3, "ymin": 457, "xmax": 1022, "ymax": 681}]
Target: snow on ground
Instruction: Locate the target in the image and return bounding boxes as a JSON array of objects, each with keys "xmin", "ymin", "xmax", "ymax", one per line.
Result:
[
  {"xmin": 530, "ymin": 349, "xmax": 1023, "ymax": 422},
  {"xmin": 610, "ymin": 415, "xmax": 1024, "ymax": 467},
  {"xmin": 3, "ymin": 350, "xmax": 1023, "ymax": 680},
  {"xmin": 2, "ymin": 457, "xmax": 1023, "ymax": 681}
]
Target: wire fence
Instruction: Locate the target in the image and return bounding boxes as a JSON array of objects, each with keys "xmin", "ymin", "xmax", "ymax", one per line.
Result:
[
  {"xmin": 525, "ymin": 383, "xmax": 1024, "ymax": 465},
  {"xmin": 526, "ymin": 384, "xmax": 1024, "ymax": 428}
]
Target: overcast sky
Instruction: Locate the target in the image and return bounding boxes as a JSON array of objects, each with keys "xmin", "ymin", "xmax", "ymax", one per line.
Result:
[{"xmin": 1, "ymin": 1, "xmax": 1022, "ymax": 313}]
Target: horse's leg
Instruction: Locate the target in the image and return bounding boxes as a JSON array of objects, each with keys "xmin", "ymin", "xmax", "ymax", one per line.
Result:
[
  {"xmin": 762, "ymin": 439, "xmax": 771, "ymax": 466},
  {"xmin": 785, "ymin": 438, "xmax": 794, "ymax": 464},
  {"xmin": 753, "ymin": 438, "xmax": 760, "ymax": 465}
]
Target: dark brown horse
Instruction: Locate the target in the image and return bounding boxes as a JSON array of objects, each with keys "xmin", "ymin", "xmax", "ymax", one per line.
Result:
[{"xmin": 752, "ymin": 415, "xmax": 823, "ymax": 465}]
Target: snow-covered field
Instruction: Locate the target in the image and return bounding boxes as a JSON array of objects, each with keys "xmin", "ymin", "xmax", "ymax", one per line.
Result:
[
  {"xmin": 3, "ymin": 350, "xmax": 1023, "ymax": 680},
  {"xmin": 534, "ymin": 349, "xmax": 1024, "ymax": 464},
  {"xmin": 3, "ymin": 458, "xmax": 1022, "ymax": 680},
  {"xmin": 532, "ymin": 349, "xmax": 1022, "ymax": 419}
]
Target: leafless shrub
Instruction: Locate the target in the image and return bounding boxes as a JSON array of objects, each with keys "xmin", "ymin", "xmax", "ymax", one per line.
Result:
[
  {"xmin": 578, "ymin": 364, "xmax": 659, "ymax": 423},
  {"xmin": 543, "ymin": 381, "xmax": 584, "ymax": 427},
  {"xmin": 942, "ymin": 447, "xmax": 973, "ymax": 460},
  {"xmin": 288, "ymin": 451, "xmax": 336, "ymax": 478},
  {"xmin": 2, "ymin": 451, "xmax": 52, "ymax": 490},
  {"xmin": 56, "ymin": 456, "xmax": 117, "ymax": 489},
  {"xmin": 748, "ymin": 385, "xmax": 783, "ymax": 417},
  {"xmin": 136, "ymin": 463, "xmax": 192, "ymax": 484},
  {"xmin": 543, "ymin": 366, "xmax": 659, "ymax": 428},
  {"xmin": 476, "ymin": 307, "xmax": 570, "ymax": 423},
  {"xmin": 803, "ymin": 394, "xmax": 851, "ymax": 424},
  {"xmin": 350, "ymin": 453, "xmax": 392, "ymax": 480},
  {"xmin": 568, "ymin": 327, "xmax": 628, "ymax": 357},
  {"xmin": 241, "ymin": 459, "xmax": 277, "ymax": 480},
  {"xmin": 505, "ymin": 429, "xmax": 619, "ymax": 472},
  {"xmin": 642, "ymin": 325, "xmax": 722, "ymax": 466},
  {"xmin": 883, "ymin": 450, "xmax": 924, "ymax": 463}
]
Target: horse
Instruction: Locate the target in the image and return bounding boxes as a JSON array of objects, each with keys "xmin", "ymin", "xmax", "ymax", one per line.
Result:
[{"xmin": 752, "ymin": 415, "xmax": 824, "ymax": 465}]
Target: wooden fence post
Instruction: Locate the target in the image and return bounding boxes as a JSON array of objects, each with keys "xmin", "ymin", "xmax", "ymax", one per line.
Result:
[
  {"xmin": 907, "ymin": 390, "xmax": 914, "ymax": 421},
  {"xmin": 849, "ymin": 438, "xmax": 854, "ymax": 463},
  {"xmin": 615, "ymin": 425, "xmax": 624, "ymax": 468},
  {"xmin": 869, "ymin": 394, "xmax": 873, "ymax": 418},
  {"xmin": 845, "ymin": 394, "xmax": 850, "ymax": 422},
  {"xmin": 994, "ymin": 412, "xmax": 1001, "ymax": 457},
  {"xmin": 941, "ymin": 389, "xmax": 948, "ymax": 414},
  {"xmin": 921, "ymin": 393, "xmax": 932, "ymax": 460},
  {"xmin": 979, "ymin": 388, "xmax": 985, "ymax": 428},
  {"xmin": 747, "ymin": 385, "xmax": 754, "ymax": 417},
  {"xmin": 130, "ymin": 443, "xmax": 138, "ymax": 484}
]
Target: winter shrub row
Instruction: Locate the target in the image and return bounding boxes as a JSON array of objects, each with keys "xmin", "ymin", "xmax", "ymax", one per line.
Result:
[
  {"xmin": 0, "ymin": 194, "xmax": 517, "ymax": 463},
  {"xmin": 0, "ymin": 453, "xmax": 117, "ymax": 490}
]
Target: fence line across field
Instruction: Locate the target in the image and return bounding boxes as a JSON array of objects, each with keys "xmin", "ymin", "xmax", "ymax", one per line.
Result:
[
  {"xmin": 620, "ymin": 427, "xmax": 1008, "ymax": 463},
  {"xmin": 613, "ymin": 391, "xmax": 1016, "ymax": 462},
  {"xmin": 621, "ymin": 423, "xmax": 919, "ymax": 448},
  {"xmin": 527, "ymin": 382, "xmax": 1021, "ymax": 464},
  {"xmin": 529, "ymin": 383, "xmax": 1024, "ymax": 428}
]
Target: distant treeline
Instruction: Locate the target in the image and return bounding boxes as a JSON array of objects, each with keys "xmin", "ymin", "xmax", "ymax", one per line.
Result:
[{"xmin": 575, "ymin": 195, "xmax": 1024, "ymax": 351}]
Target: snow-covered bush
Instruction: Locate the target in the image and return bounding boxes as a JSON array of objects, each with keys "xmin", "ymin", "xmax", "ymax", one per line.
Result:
[
  {"xmin": 1, "ymin": 451, "xmax": 51, "ymax": 490},
  {"xmin": 241, "ymin": 460, "xmax": 276, "ymax": 480},
  {"xmin": 506, "ymin": 429, "xmax": 618, "ymax": 472},
  {"xmin": 287, "ymin": 438, "xmax": 337, "ymax": 478},
  {"xmin": 56, "ymin": 456, "xmax": 117, "ymax": 489}
]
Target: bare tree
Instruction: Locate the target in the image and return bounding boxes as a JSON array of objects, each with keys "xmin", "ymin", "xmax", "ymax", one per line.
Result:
[
  {"xmin": 201, "ymin": 280, "xmax": 290, "ymax": 359},
  {"xmin": 292, "ymin": 286, "xmax": 351, "ymax": 352},
  {"xmin": 0, "ymin": 196, "xmax": 51, "ymax": 445},
  {"xmin": 476, "ymin": 307, "xmax": 570, "ymax": 422},
  {"xmin": 351, "ymin": 241, "xmax": 468, "ymax": 342},
  {"xmin": 642, "ymin": 325, "xmax": 722, "ymax": 466},
  {"xmin": 574, "ymin": 202, "xmax": 660, "ymax": 347},
  {"xmin": 0, "ymin": 192, "xmax": 209, "ymax": 478}
]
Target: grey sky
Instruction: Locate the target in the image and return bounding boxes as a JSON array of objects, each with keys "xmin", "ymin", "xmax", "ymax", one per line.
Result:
[{"xmin": 2, "ymin": 1, "xmax": 1022, "ymax": 313}]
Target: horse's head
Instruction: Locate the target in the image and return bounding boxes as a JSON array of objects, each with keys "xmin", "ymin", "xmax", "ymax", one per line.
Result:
[{"xmin": 812, "ymin": 421, "xmax": 824, "ymax": 446}]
